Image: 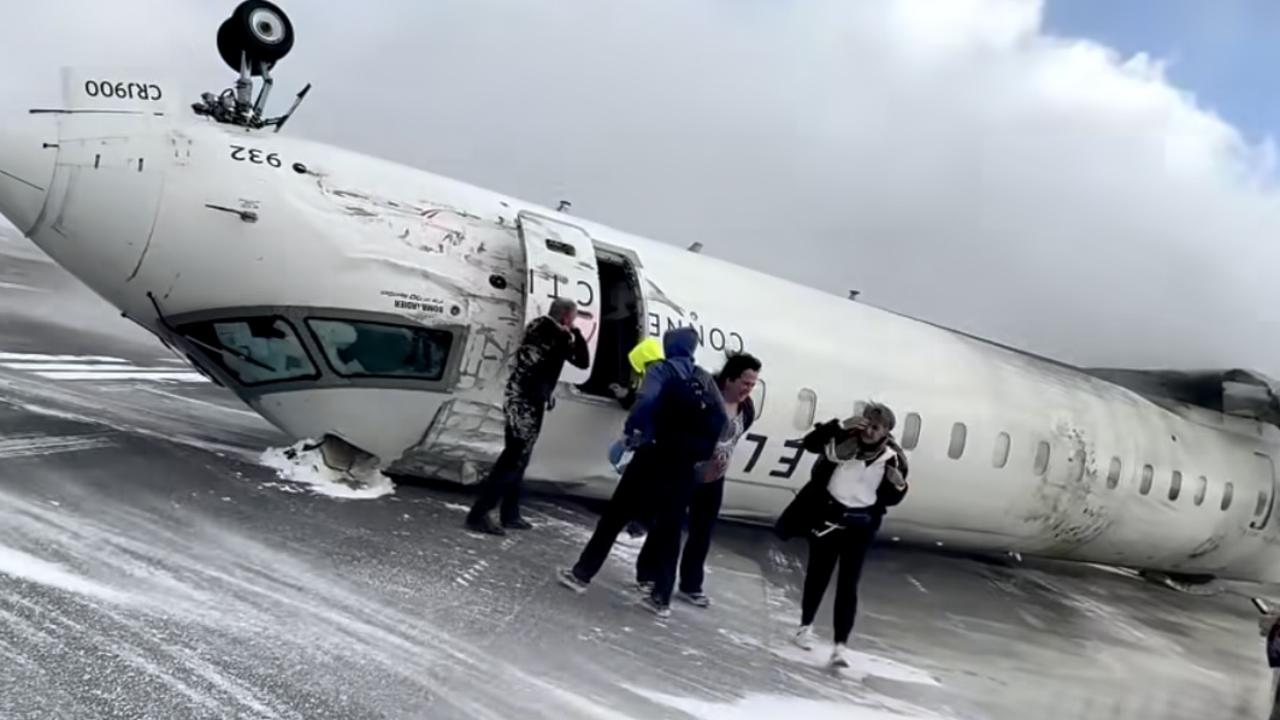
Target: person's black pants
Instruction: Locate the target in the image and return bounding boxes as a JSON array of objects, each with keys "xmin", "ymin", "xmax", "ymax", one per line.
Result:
[
  {"xmin": 468, "ymin": 425, "xmax": 537, "ymax": 524},
  {"xmin": 800, "ymin": 516, "xmax": 880, "ymax": 644},
  {"xmin": 642, "ymin": 460, "xmax": 699, "ymax": 606},
  {"xmin": 635, "ymin": 478, "xmax": 724, "ymax": 595},
  {"xmin": 570, "ymin": 446, "xmax": 661, "ymax": 582}
]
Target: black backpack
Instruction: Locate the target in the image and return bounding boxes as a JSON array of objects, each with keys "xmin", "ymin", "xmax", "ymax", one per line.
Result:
[{"xmin": 654, "ymin": 365, "xmax": 726, "ymax": 464}]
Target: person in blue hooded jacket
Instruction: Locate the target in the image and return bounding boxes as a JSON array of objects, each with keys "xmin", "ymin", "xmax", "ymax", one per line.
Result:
[{"xmin": 558, "ymin": 327, "xmax": 727, "ymax": 618}]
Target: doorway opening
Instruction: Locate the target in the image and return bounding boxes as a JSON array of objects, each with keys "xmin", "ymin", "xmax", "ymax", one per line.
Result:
[{"xmin": 578, "ymin": 250, "xmax": 643, "ymax": 400}]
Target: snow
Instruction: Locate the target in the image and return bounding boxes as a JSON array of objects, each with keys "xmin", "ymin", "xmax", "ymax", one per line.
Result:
[
  {"xmin": 0, "ymin": 432, "xmax": 115, "ymax": 459},
  {"xmin": 0, "ymin": 281, "xmax": 47, "ymax": 293},
  {"xmin": 632, "ymin": 687, "xmax": 958, "ymax": 720},
  {"xmin": 716, "ymin": 622, "xmax": 941, "ymax": 687},
  {"xmin": 0, "ymin": 546, "xmax": 129, "ymax": 604},
  {"xmin": 33, "ymin": 371, "xmax": 209, "ymax": 383},
  {"xmin": 258, "ymin": 440, "xmax": 396, "ymax": 500},
  {"xmin": 0, "ymin": 352, "xmax": 126, "ymax": 363}
]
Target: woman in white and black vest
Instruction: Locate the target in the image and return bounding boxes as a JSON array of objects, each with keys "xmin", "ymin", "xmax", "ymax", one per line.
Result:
[{"xmin": 775, "ymin": 402, "xmax": 908, "ymax": 668}]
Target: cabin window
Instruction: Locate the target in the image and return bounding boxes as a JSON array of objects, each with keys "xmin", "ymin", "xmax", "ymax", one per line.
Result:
[
  {"xmin": 1139, "ymin": 465, "xmax": 1153, "ymax": 495},
  {"xmin": 179, "ymin": 317, "xmax": 318, "ymax": 386},
  {"xmin": 544, "ymin": 238, "xmax": 576, "ymax": 257},
  {"xmin": 1193, "ymin": 476, "xmax": 1207, "ymax": 506},
  {"xmin": 1106, "ymin": 457, "xmax": 1122, "ymax": 490},
  {"xmin": 1221, "ymin": 482, "xmax": 1234, "ymax": 511},
  {"xmin": 901, "ymin": 413, "xmax": 922, "ymax": 450},
  {"xmin": 1033, "ymin": 441, "xmax": 1051, "ymax": 475},
  {"xmin": 307, "ymin": 319, "xmax": 453, "ymax": 381},
  {"xmin": 992, "ymin": 432, "xmax": 1011, "ymax": 469},
  {"xmin": 1251, "ymin": 453, "xmax": 1276, "ymax": 529},
  {"xmin": 948, "ymin": 423, "xmax": 967, "ymax": 460},
  {"xmin": 794, "ymin": 388, "xmax": 817, "ymax": 431},
  {"xmin": 1169, "ymin": 471, "xmax": 1182, "ymax": 502}
]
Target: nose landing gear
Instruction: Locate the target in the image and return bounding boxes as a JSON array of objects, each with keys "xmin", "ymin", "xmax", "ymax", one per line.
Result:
[
  {"xmin": 216, "ymin": 0, "xmax": 295, "ymax": 75},
  {"xmin": 194, "ymin": 1, "xmax": 310, "ymax": 131}
]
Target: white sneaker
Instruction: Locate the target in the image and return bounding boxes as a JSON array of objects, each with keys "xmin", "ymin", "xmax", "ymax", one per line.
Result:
[
  {"xmin": 829, "ymin": 643, "xmax": 851, "ymax": 669},
  {"xmin": 792, "ymin": 625, "xmax": 815, "ymax": 651}
]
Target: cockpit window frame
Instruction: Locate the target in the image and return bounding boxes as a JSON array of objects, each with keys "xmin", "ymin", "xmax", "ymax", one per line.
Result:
[
  {"xmin": 306, "ymin": 317, "xmax": 456, "ymax": 383},
  {"xmin": 165, "ymin": 305, "xmax": 468, "ymax": 397},
  {"xmin": 175, "ymin": 315, "xmax": 320, "ymax": 388}
]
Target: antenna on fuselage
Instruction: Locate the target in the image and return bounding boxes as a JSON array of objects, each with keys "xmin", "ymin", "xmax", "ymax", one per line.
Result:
[
  {"xmin": 687, "ymin": 242, "xmax": 703, "ymax": 253},
  {"xmin": 192, "ymin": 1, "xmax": 310, "ymax": 131},
  {"xmin": 556, "ymin": 200, "xmax": 573, "ymax": 213}
]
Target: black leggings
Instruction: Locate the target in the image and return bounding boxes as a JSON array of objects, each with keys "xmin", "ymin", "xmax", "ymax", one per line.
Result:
[{"xmin": 800, "ymin": 518, "xmax": 879, "ymax": 644}]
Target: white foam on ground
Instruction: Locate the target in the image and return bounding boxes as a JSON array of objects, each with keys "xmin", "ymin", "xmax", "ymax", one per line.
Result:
[
  {"xmin": 631, "ymin": 687, "xmax": 957, "ymax": 720},
  {"xmin": 259, "ymin": 441, "xmax": 395, "ymax": 500}
]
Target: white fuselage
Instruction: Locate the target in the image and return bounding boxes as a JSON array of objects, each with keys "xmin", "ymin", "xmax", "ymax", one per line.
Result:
[{"xmin": 2, "ymin": 91, "xmax": 1278, "ymax": 582}]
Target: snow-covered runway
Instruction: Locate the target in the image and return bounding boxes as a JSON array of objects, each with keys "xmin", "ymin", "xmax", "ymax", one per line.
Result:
[{"xmin": 0, "ymin": 231, "xmax": 1274, "ymax": 719}]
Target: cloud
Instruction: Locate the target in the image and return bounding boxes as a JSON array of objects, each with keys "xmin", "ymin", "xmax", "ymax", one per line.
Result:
[{"xmin": 1, "ymin": 0, "xmax": 1276, "ymax": 373}]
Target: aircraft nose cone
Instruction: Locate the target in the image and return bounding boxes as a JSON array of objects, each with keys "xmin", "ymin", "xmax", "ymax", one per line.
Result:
[{"xmin": 0, "ymin": 112, "xmax": 57, "ymax": 235}]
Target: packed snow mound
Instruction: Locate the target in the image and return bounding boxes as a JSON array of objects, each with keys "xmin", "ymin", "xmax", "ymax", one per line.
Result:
[{"xmin": 259, "ymin": 440, "xmax": 395, "ymax": 500}]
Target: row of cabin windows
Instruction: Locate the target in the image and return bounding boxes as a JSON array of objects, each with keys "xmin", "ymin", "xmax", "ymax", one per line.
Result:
[
  {"xmin": 894, "ymin": 410, "xmax": 1242, "ymax": 512},
  {"xmin": 796, "ymin": 392, "xmax": 1264, "ymax": 516}
]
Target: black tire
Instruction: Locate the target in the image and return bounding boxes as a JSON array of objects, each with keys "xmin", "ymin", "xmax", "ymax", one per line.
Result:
[
  {"xmin": 216, "ymin": 18, "xmax": 247, "ymax": 74},
  {"xmin": 218, "ymin": 0, "xmax": 295, "ymax": 73}
]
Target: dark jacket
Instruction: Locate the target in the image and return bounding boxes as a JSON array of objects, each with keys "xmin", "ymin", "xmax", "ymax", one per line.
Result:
[
  {"xmin": 506, "ymin": 316, "xmax": 589, "ymax": 405},
  {"xmin": 624, "ymin": 327, "xmax": 725, "ymax": 447},
  {"xmin": 1267, "ymin": 616, "xmax": 1280, "ymax": 668},
  {"xmin": 774, "ymin": 418, "xmax": 909, "ymax": 540}
]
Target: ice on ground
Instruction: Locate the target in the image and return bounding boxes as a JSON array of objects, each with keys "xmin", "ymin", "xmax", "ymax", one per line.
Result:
[
  {"xmin": 632, "ymin": 687, "xmax": 958, "ymax": 720},
  {"xmin": 259, "ymin": 441, "xmax": 395, "ymax": 500}
]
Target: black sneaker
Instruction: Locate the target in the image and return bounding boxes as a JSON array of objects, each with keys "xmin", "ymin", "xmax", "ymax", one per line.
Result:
[
  {"xmin": 502, "ymin": 517, "xmax": 533, "ymax": 531},
  {"xmin": 465, "ymin": 515, "xmax": 506, "ymax": 536},
  {"xmin": 640, "ymin": 595, "xmax": 671, "ymax": 619},
  {"xmin": 557, "ymin": 567, "xmax": 589, "ymax": 594},
  {"xmin": 635, "ymin": 580, "xmax": 655, "ymax": 594},
  {"xmin": 677, "ymin": 590, "xmax": 710, "ymax": 608}
]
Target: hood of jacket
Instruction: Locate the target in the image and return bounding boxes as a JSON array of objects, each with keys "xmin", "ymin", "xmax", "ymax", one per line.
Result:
[{"xmin": 663, "ymin": 327, "xmax": 699, "ymax": 361}]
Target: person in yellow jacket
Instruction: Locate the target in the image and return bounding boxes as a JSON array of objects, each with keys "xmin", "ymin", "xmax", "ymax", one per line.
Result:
[
  {"xmin": 606, "ymin": 337, "xmax": 665, "ymax": 542},
  {"xmin": 608, "ymin": 336, "xmax": 664, "ymax": 410}
]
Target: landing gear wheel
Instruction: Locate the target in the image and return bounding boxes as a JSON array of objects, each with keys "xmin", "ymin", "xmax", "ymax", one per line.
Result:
[{"xmin": 216, "ymin": 0, "xmax": 295, "ymax": 75}]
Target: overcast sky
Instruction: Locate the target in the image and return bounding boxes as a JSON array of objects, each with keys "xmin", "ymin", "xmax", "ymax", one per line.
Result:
[{"xmin": 1, "ymin": 0, "xmax": 1277, "ymax": 375}]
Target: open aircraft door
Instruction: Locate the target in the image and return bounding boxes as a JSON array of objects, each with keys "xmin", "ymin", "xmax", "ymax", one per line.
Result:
[{"xmin": 517, "ymin": 212, "xmax": 600, "ymax": 385}]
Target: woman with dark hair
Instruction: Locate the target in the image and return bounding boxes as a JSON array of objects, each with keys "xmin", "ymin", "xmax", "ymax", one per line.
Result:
[
  {"xmin": 634, "ymin": 352, "xmax": 762, "ymax": 608},
  {"xmin": 775, "ymin": 402, "xmax": 909, "ymax": 667}
]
